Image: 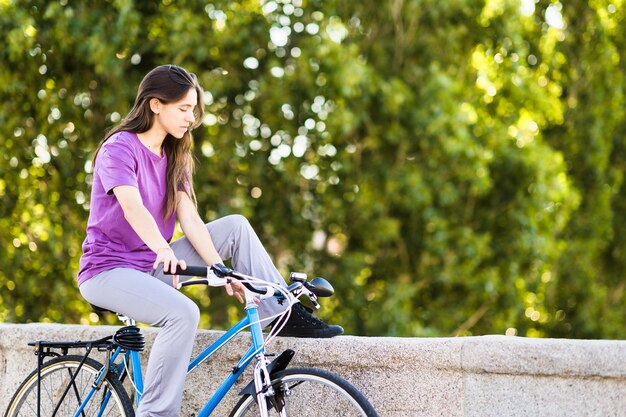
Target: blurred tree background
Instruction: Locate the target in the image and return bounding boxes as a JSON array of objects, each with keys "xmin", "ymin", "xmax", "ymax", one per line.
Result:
[{"xmin": 1, "ymin": 0, "xmax": 626, "ymax": 338}]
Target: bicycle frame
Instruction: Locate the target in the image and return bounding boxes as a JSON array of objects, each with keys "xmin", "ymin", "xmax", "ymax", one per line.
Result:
[
  {"xmin": 191, "ymin": 302, "xmax": 266, "ymax": 417},
  {"xmin": 71, "ymin": 345, "xmax": 142, "ymax": 416},
  {"xmin": 112, "ymin": 347, "xmax": 144, "ymax": 407},
  {"xmin": 101, "ymin": 297, "xmax": 269, "ymax": 417}
]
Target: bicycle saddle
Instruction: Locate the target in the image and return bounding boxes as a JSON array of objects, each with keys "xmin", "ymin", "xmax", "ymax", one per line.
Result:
[{"xmin": 90, "ymin": 303, "xmax": 116, "ymax": 315}]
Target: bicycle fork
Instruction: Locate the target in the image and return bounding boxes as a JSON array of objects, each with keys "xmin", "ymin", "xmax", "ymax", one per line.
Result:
[
  {"xmin": 246, "ymin": 293, "xmax": 289, "ymax": 417},
  {"xmin": 253, "ymin": 354, "xmax": 291, "ymax": 417},
  {"xmin": 253, "ymin": 355, "xmax": 273, "ymax": 417}
]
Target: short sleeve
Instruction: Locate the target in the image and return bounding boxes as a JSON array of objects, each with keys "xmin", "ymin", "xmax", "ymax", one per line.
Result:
[
  {"xmin": 97, "ymin": 139, "xmax": 139, "ymax": 194},
  {"xmin": 177, "ymin": 181, "xmax": 189, "ymax": 194},
  {"xmin": 178, "ymin": 175, "xmax": 192, "ymax": 194}
]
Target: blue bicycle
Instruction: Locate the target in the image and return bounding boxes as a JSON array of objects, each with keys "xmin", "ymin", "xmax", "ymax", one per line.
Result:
[{"xmin": 4, "ymin": 266, "xmax": 378, "ymax": 416}]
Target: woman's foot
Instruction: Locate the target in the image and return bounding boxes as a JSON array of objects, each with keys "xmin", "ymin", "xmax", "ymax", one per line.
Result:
[{"xmin": 273, "ymin": 303, "xmax": 344, "ymax": 338}]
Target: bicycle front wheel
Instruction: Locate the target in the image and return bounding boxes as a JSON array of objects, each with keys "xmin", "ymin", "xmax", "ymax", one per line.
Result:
[
  {"xmin": 4, "ymin": 355, "xmax": 133, "ymax": 417},
  {"xmin": 229, "ymin": 367, "xmax": 378, "ymax": 417}
]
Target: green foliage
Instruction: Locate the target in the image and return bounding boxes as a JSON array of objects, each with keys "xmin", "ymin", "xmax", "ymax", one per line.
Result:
[{"xmin": 1, "ymin": 0, "xmax": 626, "ymax": 338}]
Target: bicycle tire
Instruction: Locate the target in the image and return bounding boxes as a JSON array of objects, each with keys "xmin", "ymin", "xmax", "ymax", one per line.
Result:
[
  {"xmin": 4, "ymin": 355, "xmax": 134, "ymax": 417},
  {"xmin": 229, "ymin": 366, "xmax": 378, "ymax": 417}
]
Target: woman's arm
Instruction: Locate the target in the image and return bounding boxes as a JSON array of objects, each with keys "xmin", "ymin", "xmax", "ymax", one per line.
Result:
[
  {"xmin": 176, "ymin": 191, "xmax": 222, "ymax": 265},
  {"xmin": 176, "ymin": 191, "xmax": 244, "ymax": 301},
  {"xmin": 113, "ymin": 185, "xmax": 182, "ymax": 272},
  {"xmin": 114, "ymin": 185, "xmax": 170, "ymax": 251}
]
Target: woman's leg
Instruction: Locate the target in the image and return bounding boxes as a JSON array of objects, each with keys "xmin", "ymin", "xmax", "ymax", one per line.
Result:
[
  {"xmin": 156, "ymin": 214, "xmax": 288, "ymax": 320},
  {"xmin": 153, "ymin": 214, "xmax": 343, "ymax": 337},
  {"xmin": 80, "ymin": 268, "xmax": 200, "ymax": 417}
]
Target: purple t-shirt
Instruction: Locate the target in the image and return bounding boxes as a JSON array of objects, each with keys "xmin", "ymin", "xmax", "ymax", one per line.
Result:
[{"xmin": 78, "ymin": 131, "xmax": 175, "ymax": 285}]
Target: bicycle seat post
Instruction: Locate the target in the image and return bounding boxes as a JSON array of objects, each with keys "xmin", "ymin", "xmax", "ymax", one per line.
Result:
[{"xmin": 117, "ymin": 313, "xmax": 136, "ymax": 327}]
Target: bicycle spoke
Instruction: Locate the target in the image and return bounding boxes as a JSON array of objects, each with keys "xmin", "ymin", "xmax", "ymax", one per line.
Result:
[
  {"xmin": 229, "ymin": 367, "xmax": 377, "ymax": 417},
  {"xmin": 5, "ymin": 356, "xmax": 133, "ymax": 417}
]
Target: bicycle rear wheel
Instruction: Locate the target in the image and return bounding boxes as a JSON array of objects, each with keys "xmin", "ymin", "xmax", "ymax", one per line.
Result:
[
  {"xmin": 229, "ymin": 367, "xmax": 378, "ymax": 417},
  {"xmin": 4, "ymin": 355, "xmax": 133, "ymax": 417}
]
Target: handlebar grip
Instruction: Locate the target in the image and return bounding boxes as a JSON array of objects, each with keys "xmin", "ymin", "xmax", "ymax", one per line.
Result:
[
  {"xmin": 253, "ymin": 286, "xmax": 282, "ymax": 299},
  {"xmin": 163, "ymin": 265, "xmax": 208, "ymax": 277},
  {"xmin": 228, "ymin": 270, "xmax": 282, "ymax": 297}
]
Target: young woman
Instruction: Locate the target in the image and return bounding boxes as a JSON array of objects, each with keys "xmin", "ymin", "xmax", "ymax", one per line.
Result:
[{"xmin": 78, "ymin": 64, "xmax": 342, "ymax": 416}]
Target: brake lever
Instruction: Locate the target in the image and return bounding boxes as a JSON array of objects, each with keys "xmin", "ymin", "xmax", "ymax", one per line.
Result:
[{"xmin": 176, "ymin": 276, "xmax": 229, "ymax": 289}]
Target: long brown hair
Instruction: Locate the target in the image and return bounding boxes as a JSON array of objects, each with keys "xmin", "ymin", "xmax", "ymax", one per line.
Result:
[{"xmin": 93, "ymin": 65, "xmax": 205, "ymax": 219}]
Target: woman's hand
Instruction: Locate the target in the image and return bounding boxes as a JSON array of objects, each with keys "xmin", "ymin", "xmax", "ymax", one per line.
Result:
[
  {"xmin": 154, "ymin": 247, "xmax": 187, "ymax": 287},
  {"xmin": 225, "ymin": 280, "xmax": 246, "ymax": 304}
]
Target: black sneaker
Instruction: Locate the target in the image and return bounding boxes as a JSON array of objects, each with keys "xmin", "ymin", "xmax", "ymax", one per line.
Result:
[{"xmin": 274, "ymin": 303, "xmax": 344, "ymax": 338}]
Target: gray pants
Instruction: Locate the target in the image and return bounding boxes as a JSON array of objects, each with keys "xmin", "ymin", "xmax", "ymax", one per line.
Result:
[{"xmin": 79, "ymin": 215, "xmax": 288, "ymax": 417}]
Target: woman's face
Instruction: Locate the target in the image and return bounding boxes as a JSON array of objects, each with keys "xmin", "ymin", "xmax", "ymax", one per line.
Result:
[{"xmin": 155, "ymin": 88, "xmax": 198, "ymax": 139}]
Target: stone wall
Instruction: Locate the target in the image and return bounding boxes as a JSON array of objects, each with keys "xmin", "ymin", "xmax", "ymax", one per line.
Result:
[{"xmin": 1, "ymin": 323, "xmax": 626, "ymax": 416}]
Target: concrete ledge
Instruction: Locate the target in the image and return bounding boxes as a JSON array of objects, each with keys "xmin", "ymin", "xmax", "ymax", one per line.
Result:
[{"xmin": 1, "ymin": 323, "xmax": 626, "ymax": 416}]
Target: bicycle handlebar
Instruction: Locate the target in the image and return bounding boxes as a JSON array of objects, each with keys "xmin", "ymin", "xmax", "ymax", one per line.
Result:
[
  {"xmin": 172, "ymin": 265, "xmax": 210, "ymax": 278},
  {"xmin": 163, "ymin": 265, "xmax": 281, "ymax": 298},
  {"xmin": 164, "ymin": 264, "xmax": 335, "ymax": 306}
]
